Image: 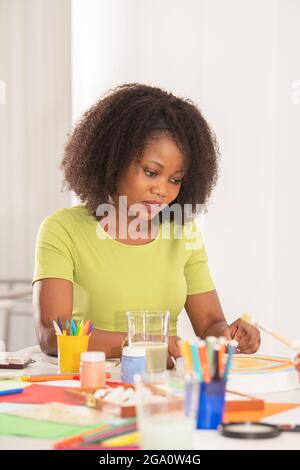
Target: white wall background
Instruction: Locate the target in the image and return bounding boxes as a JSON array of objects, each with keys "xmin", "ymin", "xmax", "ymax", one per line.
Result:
[
  {"xmin": 1, "ymin": 0, "xmax": 299, "ymax": 354},
  {"xmin": 0, "ymin": 0, "xmax": 71, "ymax": 349},
  {"xmin": 72, "ymin": 0, "xmax": 300, "ymax": 355}
]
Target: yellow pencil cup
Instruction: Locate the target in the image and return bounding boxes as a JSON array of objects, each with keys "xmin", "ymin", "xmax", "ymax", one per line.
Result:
[{"xmin": 57, "ymin": 334, "xmax": 90, "ymax": 373}]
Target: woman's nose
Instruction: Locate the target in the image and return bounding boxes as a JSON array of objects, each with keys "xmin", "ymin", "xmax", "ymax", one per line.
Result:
[{"xmin": 151, "ymin": 180, "xmax": 167, "ymax": 198}]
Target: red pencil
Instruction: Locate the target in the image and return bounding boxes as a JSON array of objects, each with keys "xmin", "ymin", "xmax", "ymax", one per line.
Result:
[{"xmin": 82, "ymin": 320, "xmax": 91, "ymax": 336}]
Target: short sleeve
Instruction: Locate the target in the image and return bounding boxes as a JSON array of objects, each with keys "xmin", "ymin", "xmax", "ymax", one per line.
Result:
[
  {"xmin": 32, "ymin": 210, "xmax": 75, "ymax": 284},
  {"xmin": 184, "ymin": 221, "xmax": 215, "ymax": 295}
]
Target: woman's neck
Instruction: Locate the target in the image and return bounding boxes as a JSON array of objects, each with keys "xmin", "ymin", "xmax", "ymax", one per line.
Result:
[{"xmin": 98, "ymin": 209, "xmax": 159, "ymax": 245}]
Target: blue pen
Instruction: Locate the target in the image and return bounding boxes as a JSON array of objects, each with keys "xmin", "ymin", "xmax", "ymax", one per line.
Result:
[
  {"xmin": 0, "ymin": 388, "xmax": 24, "ymax": 397},
  {"xmin": 224, "ymin": 340, "xmax": 238, "ymax": 381}
]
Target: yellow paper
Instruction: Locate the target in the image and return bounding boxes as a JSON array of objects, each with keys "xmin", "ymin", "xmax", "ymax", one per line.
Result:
[{"xmin": 100, "ymin": 431, "xmax": 140, "ymax": 447}]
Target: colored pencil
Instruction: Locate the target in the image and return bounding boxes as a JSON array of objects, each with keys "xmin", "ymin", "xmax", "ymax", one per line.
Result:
[
  {"xmin": 190, "ymin": 341, "xmax": 202, "ymax": 381},
  {"xmin": 198, "ymin": 340, "xmax": 211, "ymax": 383},
  {"xmin": 21, "ymin": 373, "xmax": 80, "ymax": 382},
  {"xmin": 84, "ymin": 422, "xmax": 137, "ymax": 444},
  {"xmin": 82, "ymin": 320, "xmax": 91, "ymax": 336},
  {"xmin": 205, "ymin": 336, "xmax": 217, "ymax": 372},
  {"xmin": 178, "ymin": 340, "xmax": 193, "ymax": 372},
  {"xmin": 224, "ymin": 340, "xmax": 238, "ymax": 381},
  {"xmin": 53, "ymin": 320, "xmax": 62, "ymax": 336},
  {"xmin": 218, "ymin": 337, "xmax": 227, "ymax": 378}
]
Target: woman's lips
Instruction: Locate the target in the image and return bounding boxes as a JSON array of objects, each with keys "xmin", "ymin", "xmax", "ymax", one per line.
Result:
[{"xmin": 142, "ymin": 202, "xmax": 162, "ymax": 214}]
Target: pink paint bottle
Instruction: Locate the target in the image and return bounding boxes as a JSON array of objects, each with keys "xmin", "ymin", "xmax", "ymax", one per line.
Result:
[{"xmin": 80, "ymin": 351, "xmax": 106, "ymax": 390}]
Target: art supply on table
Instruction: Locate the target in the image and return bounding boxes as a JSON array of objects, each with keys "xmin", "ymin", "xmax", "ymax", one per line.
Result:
[
  {"xmin": 126, "ymin": 310, "xmax": 169, "ymax": 373},
  {"xmin": 227, "ymin": 354, "xmax": 299, "ymax": 394},
  {"xmin": 53, "ymin": 318, "xmax": 93, "ymax": 337},
  {"xmin": 178, "ymin": 336, "xmax": 238, "ymax": 382},
  {"xmin": 0, "ymin": 387, "xmax": 24, "ymax": 396},
  {"xmin": 179, "ymin": 340, "xmax": 193, "ymax": 373},
  {"xmin": 0, "ymin": 413, "xmax": 100, "ymax": 440},
  {"xmin": 190, "ymin": 342, "xmax": 202, "ymax": 381},
  {"xmin": 55, "ymin": 319, "xmax": 93, "ymax": 373},
  {"xmin": 57, "ymin": 335, "xmax": 90, "ymax": 373},
  {"xmin": 197, "ymin": 340, "xmax": 211, "ymax": 383},
  {"xmin": 178, "ymin": 336, "xmax": 239, "ymax": 430},
  {"xmin": 224, "ymin": 340, "xmax": 238, "ymax": 381},
  {"xmin": 224, "ymin": 402, "xmax": 299, "ymax": 424},
  {"xmin": 54, "ymin": 420, "xmax": 138, "ymax": 449},
  {"xmin": 205, "ymin": 336, "xmax": 217, "ymax": 372},
  {"xmin": 20, "ymin": 372, "xmax": 111, "ymax": 382},
  {"xmin": 80, "ymin": 351, "xmax": 106, "ymax": 390},
  {"xmin": 64, "ymin": 384, "xmax": 136, "ymax": 418},
  {"xmin": 0, "ymin": 384, "xmax": 81, "ymax": 405},
  {"xmin": 218, "ymin": 337, "xmax": 227, "ymax": 377},
  {"xmin": 53, "ymin": 320, "xmax": 62, "ymax": 336},
  {"xmin": 21, "ymin": 373, "xmax": 80, "ymax": 382},
  {"xmin": 0, "ymin": 352, "xmax": 35, "ymax": 369},
  {"xmin": 197, "ymin": 379, "xmax": 226, "ymax": 429},
  {"xmin": 135, "ymin": 371, "xmax": 194, "ymax": 450},
  {"xmin": 241, "ymin": 313, "xmax": 299, "ymax": 350},
  {"xmin": 121, "ymin": 346, "xmax": 146, "ymax": 385},
  {"xmin": 225, "ymin": 389, "xmax": 265, "ymax": 412},
  {"xmin": 219, "ymin": 421, "xmax": 300, "ymax": 439},
  {"xmin": 7, "ymin": 401, "xmax": 115, "ymax": 427}
]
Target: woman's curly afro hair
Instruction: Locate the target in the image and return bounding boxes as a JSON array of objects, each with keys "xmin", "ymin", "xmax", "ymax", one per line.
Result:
[{"xmin": 62, "ymin": 83, "xmax": 219, "ymax": 224}]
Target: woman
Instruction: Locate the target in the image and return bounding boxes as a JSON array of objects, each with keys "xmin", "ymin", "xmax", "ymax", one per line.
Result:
[{"xmin": 33, "ymin": 83, "xmax": 260, "ymax": 367}]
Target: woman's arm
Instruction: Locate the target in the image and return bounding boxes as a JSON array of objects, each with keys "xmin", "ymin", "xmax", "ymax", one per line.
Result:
[
  {"xmin": 184, "ymin": 290, "xmax": 260, "ymax": 352},
  {"xmin": 184, "ymin": 290, "xmax": 230, "ymax": 338},
  {"xmin": 33, "ymin": 279, "xmax": 126, "ymax": 357}
]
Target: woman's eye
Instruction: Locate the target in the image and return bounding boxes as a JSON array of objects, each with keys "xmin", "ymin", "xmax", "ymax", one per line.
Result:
[
  {"xmin": 170, "ymin": 178, "xmax": 183, "ymax": 185},
  {"xmin": 144, "ymin": 169, "xmax": 157, "ymax": 177},
  {"xmin": 144, "ymin": 169, "xmax": 183, "ymax": 185}
]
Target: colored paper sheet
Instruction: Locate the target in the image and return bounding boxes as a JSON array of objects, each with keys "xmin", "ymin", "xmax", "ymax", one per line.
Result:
[
  {"xmin": 7, "ymin": 402, "xmax": 109, "ymax": 426},
  {"xmin": 54, "ymin": 420, "xmax": 138, "ymax": 449},
  {"xmin": 0, "ymin": 379, "xmax": 31, "ymax": 391},
  {"xmin": 0, "ymin": 414, "xmax": 101, "ymax": 439},
  {"xmin": 0, "ymin": 384, "xmax": 77, "ymax": 405},
  {"xmin": 224, "ymin": 402, "xmax": 300, "ymax": 422}
]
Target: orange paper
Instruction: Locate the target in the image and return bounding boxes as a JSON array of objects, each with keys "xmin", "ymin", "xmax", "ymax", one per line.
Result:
[
  {"xmin": 224, "ymin": 402, "xmax": 300, "ymax": 422},
  {"xmin": 0, "ymin": 384, "xmax": 79, "ymax": 405}
]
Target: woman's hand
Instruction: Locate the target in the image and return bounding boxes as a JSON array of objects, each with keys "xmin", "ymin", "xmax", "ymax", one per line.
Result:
[
  {"xmin": 167, "ymin": 335, "xmax": 182, "ymax": 369},
  {"xmin": 226, "ymin": 318, "xmax": 261, "ymax": 353}
]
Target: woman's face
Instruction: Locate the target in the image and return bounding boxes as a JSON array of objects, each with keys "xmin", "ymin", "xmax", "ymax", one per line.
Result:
[{"xmin": 114, "ymin": 134, "xmax": 185, "ymax": 221}]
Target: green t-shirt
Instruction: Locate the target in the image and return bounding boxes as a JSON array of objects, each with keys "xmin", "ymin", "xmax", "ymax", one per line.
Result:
[{"xmin": 33, "ymin": 205, "xmax": 215, "ymax": 335}]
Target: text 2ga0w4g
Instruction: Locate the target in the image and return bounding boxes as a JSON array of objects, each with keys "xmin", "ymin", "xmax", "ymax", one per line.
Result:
[{"xmin": 99, "ymin": 454, "xmax": 201, "ymax": 466}]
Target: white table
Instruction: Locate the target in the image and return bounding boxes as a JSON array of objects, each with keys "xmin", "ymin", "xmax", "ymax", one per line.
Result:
[{"xmin": 0, "ymin": 346, "xmax": 300, "ymax": 450}]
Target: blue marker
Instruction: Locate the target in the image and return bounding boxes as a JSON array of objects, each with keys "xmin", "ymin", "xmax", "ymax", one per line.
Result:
[
  {"xmin": 0, "ymin": 388, "xmax": 24, "ymax": 397},
  {"xmin": 191, "ymin": 341, "xmax": 202, "ymax": 382},
  {"xmin": 70, "ymin": 319, "xmax": 75, "ymax": 336},
  {"xmin": 224, "ymin": 340, "xmax": 238, "ymax": 381}
]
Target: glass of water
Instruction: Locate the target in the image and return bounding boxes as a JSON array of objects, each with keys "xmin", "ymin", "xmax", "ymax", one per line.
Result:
[
  {"xmin": 126, "ymin": 310, "xmax": 170, "ymax": 373},
  {"xmin": 134, "ymin": 371, "xmax": 195, "ymax": 450}
]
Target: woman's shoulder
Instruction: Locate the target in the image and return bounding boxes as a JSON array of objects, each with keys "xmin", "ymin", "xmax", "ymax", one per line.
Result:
[{"xmin": 39, "ymin": 204, "xmax": 93, "ymax": 233}]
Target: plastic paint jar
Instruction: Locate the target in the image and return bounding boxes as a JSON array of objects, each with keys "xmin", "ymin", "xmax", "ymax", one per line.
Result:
[
  {"xmin": 80, "ymin": 351, "xmax": 106, "ymax": 390},
  {"xmin": 121, "ymin": 346, "xmax": 146, "ymax": 385}
]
